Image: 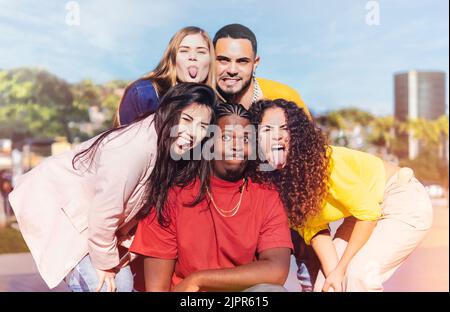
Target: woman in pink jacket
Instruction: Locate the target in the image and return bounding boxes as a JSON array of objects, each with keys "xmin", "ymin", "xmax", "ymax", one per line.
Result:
[{"xmin": 9, "ymin": 83, "xmax": 216, "ymax": 292}]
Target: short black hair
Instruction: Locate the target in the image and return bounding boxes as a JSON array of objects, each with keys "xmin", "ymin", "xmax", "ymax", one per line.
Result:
[
  {"xmin": 215, "ymin": 102, "xmax": 253, "ymax": 122},
  {"xmin": 213, "ymin": 24, "xmax": 257, "ymax": 55}
]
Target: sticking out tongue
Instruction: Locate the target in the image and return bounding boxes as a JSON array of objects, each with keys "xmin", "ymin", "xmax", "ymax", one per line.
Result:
[
  {"xmin": 188, "ymin": 66, "xmax": 198, "ymax": 78},
  {"xmin": 271, "ymin": 149, "xmax": 286, "ymax": 168}
]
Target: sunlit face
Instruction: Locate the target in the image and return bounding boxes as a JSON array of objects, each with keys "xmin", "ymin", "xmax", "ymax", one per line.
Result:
[
  {"xmin": 215, "ymin": 38, "xmax": 259, "ymax": 96},
  {"xmin": 259, "ymin": 107, "xmax": 290, "ymax": 170},
  {"xmin": 175, "ymin": 33, "xmax": 211, "ymax": 83},
  {"xmin": 172, "ymin": 103, "xmax": 212, "ymax": 155},
  {"xmin": 213, "ymin": 115, "xmax": 253, "ymax": 181}
]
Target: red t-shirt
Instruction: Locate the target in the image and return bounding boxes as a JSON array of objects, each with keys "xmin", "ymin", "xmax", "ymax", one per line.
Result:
[{"xmin": 129, "ymin": 175, "xmax": 293, "ymax": 288}]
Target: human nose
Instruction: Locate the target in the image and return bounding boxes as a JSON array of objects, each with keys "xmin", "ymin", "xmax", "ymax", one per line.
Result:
[
  {"xmin": 272, "ymin": 128, "xmax": 284, "ymax": 141},
  {"xmin": 191, "ymin": 122, "xmax": 205, "ymax": 143},
  {"xmin": 188, "ymin": 50, "xmax": 197, "ymax": 61},
  {"xmin": 233, "ymin": 137, "xmax": 245, "ymax": 152},
  {"xmin": 226, "ymin": 61, "xmax": 238, "ymax": 76}
]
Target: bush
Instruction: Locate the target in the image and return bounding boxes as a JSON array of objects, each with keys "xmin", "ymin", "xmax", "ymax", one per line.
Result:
[{"xmin": 0, "ymin": 224, "xmax": 29, "ymax": 254}]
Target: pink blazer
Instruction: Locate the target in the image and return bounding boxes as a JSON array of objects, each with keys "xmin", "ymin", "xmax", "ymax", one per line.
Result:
[{"xmin": 9, "ymin": 115, "xmax": 157, "ymax": 289}]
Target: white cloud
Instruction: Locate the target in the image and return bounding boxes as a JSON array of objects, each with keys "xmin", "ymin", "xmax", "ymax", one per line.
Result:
[
  {"xmin": 0, "ymin": 0, "xmax": 447, "ymax": 114},
  {"xmin": 71, "ymin": 0, "xmax": 183, "ymax": 51},
  {"xmin": 0, "ymin": 0, "xmax": 185, "ymax": 81}
]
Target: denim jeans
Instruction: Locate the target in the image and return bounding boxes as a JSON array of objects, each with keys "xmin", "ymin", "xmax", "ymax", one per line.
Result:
[
  {"xmin": 65, "ymin": 255, "xmax": 133, "ymax": 292},
  {"xmin": 297, "ymin": 262, "xmax": 313, "ymax": 292},
  {"xmin": 291, "ymin": 229, "xmax": 320, "ymax": 292}
]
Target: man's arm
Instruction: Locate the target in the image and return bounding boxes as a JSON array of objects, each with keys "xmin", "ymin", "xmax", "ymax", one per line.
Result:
[
  {"xmin": 172, "ymin": 247, "xmax": 291, "ymax": 292},
  {"xmin": 143, "ymin": 257, "xmax": 176, "ymax": 292}
]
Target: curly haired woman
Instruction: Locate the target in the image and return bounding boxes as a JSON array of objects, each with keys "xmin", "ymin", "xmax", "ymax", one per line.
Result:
[{"xmin": 249, "ymin": 99, "xmax": 433, "ymax": 292}]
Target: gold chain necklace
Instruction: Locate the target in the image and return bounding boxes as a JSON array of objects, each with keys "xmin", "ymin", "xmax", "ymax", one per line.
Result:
[{"xmin": 206, "ymin": 178, "xmax": 247, "ymax": 218}]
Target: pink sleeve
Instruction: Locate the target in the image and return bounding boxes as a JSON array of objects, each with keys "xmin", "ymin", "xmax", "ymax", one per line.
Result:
[{"xmin": 88, "ymin": 122, "xmax": 156, "ymax": 270}]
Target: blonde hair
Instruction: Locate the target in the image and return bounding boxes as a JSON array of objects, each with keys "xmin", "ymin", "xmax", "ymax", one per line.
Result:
[{"xmin": 113, "ymin": 26, "xmax": 216, "ymax": 126}]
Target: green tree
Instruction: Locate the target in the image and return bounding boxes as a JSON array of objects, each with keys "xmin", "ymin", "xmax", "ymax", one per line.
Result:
[
  {"xmin": 0, "ymin": 68, "xmax": 131, "ymax": 144},
  {"xmin": 368, "ymin": 116, "xmax": 396, "ymax": 153},
  {"xmin": 0, "ymin": 103, "xmax": 63, "ymax": 138},
  {"xmin": 70, "ymin": 79, "xmax": 100, "ymax": 121},
  {"xmin": 397, "ymin": 115, "xmax": 449, "ymax": 187},
  {"xmin": 402, "ymin": 116, "xmax": 449, "ymax": 152},
  {"xmin": 317, "ymin": 108, "xmax": 375, "ymax": 146},
  {"xmin": 71, "ymin": 79, "xmax": 127, "ymax": 130},
  {"xmin": 0, "ymin": 68, "xmax": 77, "ymax": 142}
]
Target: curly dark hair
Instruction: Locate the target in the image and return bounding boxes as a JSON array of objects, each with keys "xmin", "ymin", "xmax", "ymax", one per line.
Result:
[{"xmin": 249, "ymin": 99, "xmax": 331, "ymax": 228}]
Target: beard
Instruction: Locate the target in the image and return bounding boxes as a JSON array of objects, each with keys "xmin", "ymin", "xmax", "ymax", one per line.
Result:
[
  {"xmin": 224, "ymin": 164, "xmax": 247, "ymax": 181},
  {"xmin": 217, "ymin": 73, "xmax": 254, "ymax": 103},
  {"xmin": 213, "ymin": 160, "xmax": 248, "ymax": 182}
]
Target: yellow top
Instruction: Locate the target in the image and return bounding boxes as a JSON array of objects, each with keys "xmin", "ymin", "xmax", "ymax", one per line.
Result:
[
  {"xmin": 256, "ymin": 77, "xmax": 310, "ymax": 117},
  {"xmin": 295, "ymin": 146, "xmax": 386, "ymax": 245}
]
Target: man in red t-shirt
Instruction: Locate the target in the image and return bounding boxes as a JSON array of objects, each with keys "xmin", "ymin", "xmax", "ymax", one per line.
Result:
[{"xmin": 130, "ymin": 103, "xmax": 293, "ymax": 292}]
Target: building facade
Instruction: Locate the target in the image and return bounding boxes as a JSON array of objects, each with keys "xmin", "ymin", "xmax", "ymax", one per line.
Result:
[{"xmin": 394, "ymin": 70, "xmax": 447, "ymax": 160}]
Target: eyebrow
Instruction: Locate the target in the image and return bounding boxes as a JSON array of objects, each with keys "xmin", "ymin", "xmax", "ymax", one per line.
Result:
[
  {"xmin": 183, "ymin": 113, "xmax": 209, "ymax": 126},
  {"xmin": 182, "ymin": 113, "xmax": 193, "ymax": 120},
  {"xmin": 179, "ymin": 45, "xmax": 208, "ymax": 50},
  {"xmin": 216, "ymin": 55, "xmax": 252, "ymax": 62},
  {"xmin": 261, "ymin": 124, "xmax": 288, "ymax": 128},
  {"xmin": 216, "ymin": 55, "xmax": 230, "ymax": 61},
  {"xmin": 222, "ymin": 129, "xmax": 253, "ymax": 135}
]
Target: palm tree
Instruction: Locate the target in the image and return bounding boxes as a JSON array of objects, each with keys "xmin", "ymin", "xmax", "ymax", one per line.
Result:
[
  {"xmin": 317, "ymin": 108, "xmax": 375, "ymax": 147},
  {"xmin": 368, "ymin": 116, "xmax": 396, "ymax": 153},
  {"xmin": 400, "ymin": 116, "xmax": 449, "ymax": 159},
  {"xmin": 434, "ymin": 115, "xmax": 449, "ymax": 160}
]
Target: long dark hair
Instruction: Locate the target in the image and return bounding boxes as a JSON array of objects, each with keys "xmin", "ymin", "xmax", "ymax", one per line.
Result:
[
  {"xmin": 249, "ymin": 99, "xmax": 331, "ymax": 228},
  {"xmin": 139, "ymin": 83, "xmax": 217, "ymax": 227},
  {"xmin": 73, "ymin": 83, "xmax": 217, "ymax": 226}
]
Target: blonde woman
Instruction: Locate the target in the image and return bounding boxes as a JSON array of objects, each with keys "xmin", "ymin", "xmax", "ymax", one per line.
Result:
[{"xmin": 115, "ymin": 26, "xmax": 216, "ymax": 126}]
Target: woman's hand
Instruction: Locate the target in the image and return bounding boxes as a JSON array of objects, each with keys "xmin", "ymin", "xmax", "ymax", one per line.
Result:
[
  {"xmin": 322, "ymin": 267, "xmax": 345, "ymax": 292},
  {"xmin": 95, "ymin": 268, "xmax": 117, "ymax": 292}
]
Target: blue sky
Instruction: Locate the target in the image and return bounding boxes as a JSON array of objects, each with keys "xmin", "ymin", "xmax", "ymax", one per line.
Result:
[{"xmin": 0, "ymin": 0, "xmax": 448, "ymax": 115}]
